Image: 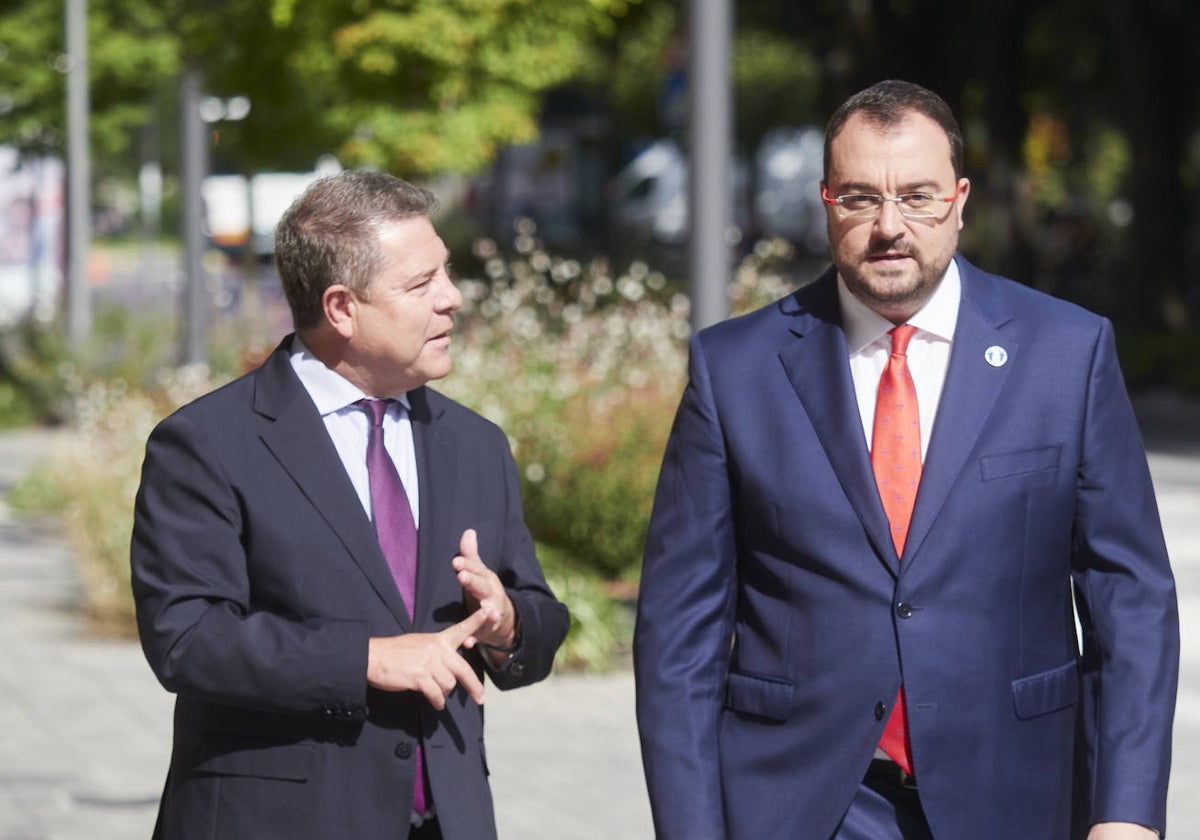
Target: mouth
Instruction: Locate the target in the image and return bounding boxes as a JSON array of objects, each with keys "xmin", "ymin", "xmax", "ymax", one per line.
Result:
[{"xmin": 867, "ymin": 250, "xmax": 913, "ymax": 264}]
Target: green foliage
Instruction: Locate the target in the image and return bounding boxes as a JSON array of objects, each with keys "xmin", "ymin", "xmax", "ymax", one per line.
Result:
[
  {"xmin": 605, "ymin": 3, "xmax": 823, "ymax": 146},
  {"xmin": 518, "ymin": 388, "xmax": 670, "ymax": 581},
  {"xmin": 0, "ymin": 0, "xmax": 177, "ymax": 160},
  {"xmin": 324, "ymin": 0, "xmax": 637, "ymax": 174},
  {"xmin": 733, "ymin": 28, "xmax": 822, "ymax": 149},
  {"xmin": 0, "ymin": 379, "xmax": 39, "ymax": 429},
  {"xmin": 537, "ymin": 542, "xmax": 631, "ymax": 671},
  {"xmin": 0, "ymin": 315, "xmax": 73, "ymax": 427},
  {"xmin": 1116, "ymin": 329, "xmax": 1200, "ymax": 394},
  {"xmin": 0, "ymin": 0, "xmax": 641, "ymax": 177}
]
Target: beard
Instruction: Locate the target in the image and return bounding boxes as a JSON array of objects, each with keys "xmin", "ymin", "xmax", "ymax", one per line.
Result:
[{"xmin": 836, "ymin": 236, "xmax": 954, "ymax": 320}]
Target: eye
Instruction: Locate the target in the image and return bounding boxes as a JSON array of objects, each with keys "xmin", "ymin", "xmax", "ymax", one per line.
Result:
[
  {"xmin": 841, "ymin": 194, "xmax": 882, "ymax": 211},
  {"xmin": 899, "ymin": 193, "xmax": 935, "ymax": 208}
]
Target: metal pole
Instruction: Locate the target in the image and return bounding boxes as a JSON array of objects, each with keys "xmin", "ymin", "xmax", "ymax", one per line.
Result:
[
  {"xmin": 687, "ymin": 0, "xmax": 733, "ymax": 331},
  {"xmin": 180, "ymin": 66, "xmax": 209, "ymax": 367},
  {"xmin": 65, "ymin": 0, "xmax": 91, "ymax": 348}
]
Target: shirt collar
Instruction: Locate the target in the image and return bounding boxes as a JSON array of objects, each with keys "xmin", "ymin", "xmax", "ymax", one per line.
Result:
[
  {"xmin": 837, "ymin": 257, "xmax": 961, "ymax": 354},
  {"xmin": 289, "ymin": 335, "xmax": 411, "ymax": 417}
]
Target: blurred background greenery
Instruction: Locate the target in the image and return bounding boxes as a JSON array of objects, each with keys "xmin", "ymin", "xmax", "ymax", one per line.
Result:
[{"xmin": 1, "ymin": 0, "xmax": 1198, "ymax": 669}]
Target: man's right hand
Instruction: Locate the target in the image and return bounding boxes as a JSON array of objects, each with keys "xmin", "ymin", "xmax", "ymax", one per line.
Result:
[{"xmin": 367, "ymin": 608, "xmax": 494, "ymax": 709}]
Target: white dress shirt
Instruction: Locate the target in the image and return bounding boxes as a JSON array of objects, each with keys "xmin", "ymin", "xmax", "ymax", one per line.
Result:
[
  {"xmin": 289, "ymin": 337, "xmax": 420, "ymax": 527},
  {"xmin": 838, "ymin": 259, "xmax": 962, "ymax": 460}
]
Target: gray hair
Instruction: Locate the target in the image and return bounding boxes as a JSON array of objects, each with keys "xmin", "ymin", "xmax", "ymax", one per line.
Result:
[{"xmin": 275, "ymin": 170, "xmax": 439, "ymax": 330}]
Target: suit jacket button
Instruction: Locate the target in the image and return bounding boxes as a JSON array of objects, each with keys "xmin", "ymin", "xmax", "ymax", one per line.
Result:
[
  {"xmin": 510, "ymin": 661, "xmax": 525, "ymax": 678},
  {"xmin": 875, "ymin": 702, "xmax": 886, "ymax": 721},
  {"xmin": 896, "ymin": 602, "xmax": 914, "ymax": 619},
  {"xmin": 395, "ymin": 742, "xmax": 413, "ymax": 759}
]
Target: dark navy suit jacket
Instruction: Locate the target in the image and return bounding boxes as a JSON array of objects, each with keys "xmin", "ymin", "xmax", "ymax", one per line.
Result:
[
  {"xmin": 132, "ymin": 337, "xmax": 568, "ymax": 840},
  {"xmin": 634, "ymin": 256, "xmax": 1178, "ymax": 840}
]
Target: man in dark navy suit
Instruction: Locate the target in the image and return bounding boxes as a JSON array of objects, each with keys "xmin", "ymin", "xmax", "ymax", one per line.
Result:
[
  {"xmin": 635, "ymin": 80, "xmax": 1178, "ymax": 840},
  {"xmin": 132, "ymin": 171, "xmax": 568, "ymax": 840}
]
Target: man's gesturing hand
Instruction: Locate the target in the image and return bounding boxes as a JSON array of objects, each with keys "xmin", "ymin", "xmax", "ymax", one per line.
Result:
[
  {"xmin": 367, "ymin": 608, "xmax": 493, "ymax": 709},
  {"xmin": 452, "ymin": 529, "xmax": 518, "ymax": 650}
]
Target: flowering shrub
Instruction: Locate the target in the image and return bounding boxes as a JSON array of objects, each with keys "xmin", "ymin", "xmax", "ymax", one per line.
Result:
[
  {"xmin": 440, "ymin": 226, "xmax": 689, "ymax": 584},
  {"xmin": 8, "ymin": 366, "xmax": 218, "ymax": 634},
  {"xmin": 442, "ymin": 226, "xmax": 804, "ymax": 584}
]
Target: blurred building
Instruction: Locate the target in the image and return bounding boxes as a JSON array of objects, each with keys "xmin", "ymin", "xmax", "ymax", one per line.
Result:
[{"xmin": 0, "ymin": 146, "xmax": 64, "ymax": 326}]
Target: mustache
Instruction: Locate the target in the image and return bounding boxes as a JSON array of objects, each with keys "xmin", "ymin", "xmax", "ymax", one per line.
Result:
[{"xmin": 867, "ymin": 240, "xmax": 914, "ymax": 257}]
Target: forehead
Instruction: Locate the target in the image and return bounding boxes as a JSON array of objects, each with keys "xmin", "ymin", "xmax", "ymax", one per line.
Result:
[
  {"xmin": 826, "ymin": 111, "xmax": 955, "ymax": 187},
  {"xmin": 374, "ymin": 216, "xmax": 448, "ymax": 277}
]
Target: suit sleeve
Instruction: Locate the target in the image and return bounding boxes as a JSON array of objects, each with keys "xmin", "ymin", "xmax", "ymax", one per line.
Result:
[
  {"xmin": 484, "ymin": 427, "xmax": 570, "ymax": 690},
  {"xmin": 131, "ymin": 409, "xmax": 371, "ymax": 720},
  {"xmin": 1071, "ymin": 319, "xmax": 1179, "ymax": 833},
  {"xmin": 634, "ymin": 334, "xmax": 738, "ymax": 840}
]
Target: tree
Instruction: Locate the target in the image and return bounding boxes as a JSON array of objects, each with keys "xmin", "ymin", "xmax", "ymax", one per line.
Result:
[
  {"xmin": 0, "ymin": 0, "xmax": 177, "ymax": 171},
  {"xmin": 0, "ymin": 0, "xmax": 643, "ymax": 179}
]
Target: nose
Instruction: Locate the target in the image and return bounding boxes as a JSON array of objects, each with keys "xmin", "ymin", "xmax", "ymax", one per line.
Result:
[
  {"xmin": 437, "ymin": 273, "xmax": 463, "ymax": 313},
  {"xmin": 873, "ymin": 198, "xmax": 906, "ymax": 237}
]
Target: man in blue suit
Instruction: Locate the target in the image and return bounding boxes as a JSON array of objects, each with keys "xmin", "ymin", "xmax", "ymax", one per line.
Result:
[
  {"xmin": 132, "ymin": 171, "xmax": 568, "ymax": 839},
  {"xmin": 634, "ymin": 80, "xmax": 1178, "ymax": 839}
]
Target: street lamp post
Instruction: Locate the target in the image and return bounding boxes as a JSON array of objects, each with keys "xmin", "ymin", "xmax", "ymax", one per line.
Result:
[
  {"xmin": 65, "ymin": 0, "xmax": 91, "ymax": 349},
  {"xmin": 687, "ymin": 0, "xmax": 733, "ymax": 331},
  {"xmin": 179, "ymin": 65, "xmax": 209, "ymax": 367},
  {"xmin": 179, "ymin": 76, "xmax": 252, "ymax": 368}
]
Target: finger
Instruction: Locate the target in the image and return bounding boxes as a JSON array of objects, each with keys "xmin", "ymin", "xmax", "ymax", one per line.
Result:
[
  {"xmin": 443, "ymin": 607, "xmax": 493, "ymax": 648},
  {"xmin": 434, "ymin": 668, "xmax": 458, "ymax": 697},
  {"xmin": 446, "ymin": 652, "xmax": 487, "ymax": 705},
  {"xmin": 457, "ymin": 565, "xmax": 495, "ymax": 602},
  {"xmin": 418, "ymin": 675, "xmax": 448, "ymax": 711},
  {"xmin": 459, "ymin": 528, "xmax": 479, "ymax": 561}
]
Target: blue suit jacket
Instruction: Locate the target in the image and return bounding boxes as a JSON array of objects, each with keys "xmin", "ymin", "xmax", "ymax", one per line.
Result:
[
  {"xmin": 634, "ymin": 257, "xmax": 1179, "ymax": 840},
  {"xmin": 132, "ymin": 337, "xmax": 568, "ymax": 840}
]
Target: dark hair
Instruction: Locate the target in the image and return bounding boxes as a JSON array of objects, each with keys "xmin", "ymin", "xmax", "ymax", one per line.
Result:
[
  {"xmin": 274, "ymin": 170, "xmax": 438, "ymax": 330},
  {"xmin": 823, "ymin": 80, "xmax": 964, "ymax": 181}
]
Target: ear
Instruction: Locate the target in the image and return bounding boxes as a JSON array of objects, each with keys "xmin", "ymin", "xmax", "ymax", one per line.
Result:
[
  {"xmin": 322, "ymin": 284, "xmax": 357, "ymax": 339},
  {"xmin": 954, "ymin": 177, "xmax": 971, "ymax": 232}
]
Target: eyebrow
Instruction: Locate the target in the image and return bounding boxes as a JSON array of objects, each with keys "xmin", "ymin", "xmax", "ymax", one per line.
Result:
[
  {"xmin": 831, "ymin": 180, "xmax": 944, "ymax": 194},
  {"xmin": 407, "ymin": 259, "xmax": 452, "ymax": 287}
]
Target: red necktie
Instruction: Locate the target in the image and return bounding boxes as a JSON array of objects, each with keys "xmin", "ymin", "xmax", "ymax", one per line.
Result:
[
  {"xmin": 359, "ymin": 399, "xmax": 427, "ymax": 815},
  {"xmin": 870, "ymin": 325, "xmax": 920, "ymax": 775}
]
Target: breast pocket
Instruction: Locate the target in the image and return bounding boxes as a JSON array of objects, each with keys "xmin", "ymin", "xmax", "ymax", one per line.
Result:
[{"xmin": 980, "ymin": 445, "xmax": 1062, "ymax": 481}]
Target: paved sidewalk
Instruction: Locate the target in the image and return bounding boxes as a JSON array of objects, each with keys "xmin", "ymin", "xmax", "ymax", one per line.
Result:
[{"xmin": 1, "ymin": 389, "xmax": 1197, "ymax": 839}]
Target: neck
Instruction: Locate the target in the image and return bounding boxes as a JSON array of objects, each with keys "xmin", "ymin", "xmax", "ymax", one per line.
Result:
[{"xmin": 296, "ymin": 327, "xmax": 377, "ymax": 397}]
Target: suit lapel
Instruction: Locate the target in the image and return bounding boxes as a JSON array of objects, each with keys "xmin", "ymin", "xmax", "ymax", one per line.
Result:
[
  {"xmin": 409, "ymin": 387, "xmax": 457, "ymax": 627},
  {"xmin": 778, "ymin": 274, "xmax": 899, "ymax": 573},
  {"xmin": 903, "ymin": 260, "xmax": 1016, "ymax": 565},
  {"xmin": 253, "ymin": 340, "xmax": 414, "ymax": 629}
]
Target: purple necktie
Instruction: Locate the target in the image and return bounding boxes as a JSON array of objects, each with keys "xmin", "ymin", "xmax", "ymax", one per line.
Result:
[{"xmin": 358, "ymin": 398, "xmax": 426, "ymax": 816}]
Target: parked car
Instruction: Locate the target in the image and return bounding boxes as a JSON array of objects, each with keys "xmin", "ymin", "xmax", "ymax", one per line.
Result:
[{"xmin": 608, "ymin": 128, "xmax": 827, "ymax": 256}]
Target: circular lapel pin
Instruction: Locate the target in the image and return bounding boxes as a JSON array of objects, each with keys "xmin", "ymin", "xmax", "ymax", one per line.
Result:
[{"xmin": 984, "ymin": 345, "xmax": 1008, "ymax": 367}]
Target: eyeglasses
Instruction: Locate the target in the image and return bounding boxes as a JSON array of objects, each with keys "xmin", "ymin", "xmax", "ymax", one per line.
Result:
[{"xmin": 821, "ymin": 183, "xmax": 965, "ymax": 220}]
